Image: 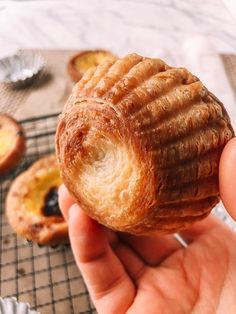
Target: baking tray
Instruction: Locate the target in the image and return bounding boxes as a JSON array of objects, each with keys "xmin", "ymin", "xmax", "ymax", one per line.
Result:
[{"xmin": 0, "ymin": 113, "xmax": 96, "ymax": 314}]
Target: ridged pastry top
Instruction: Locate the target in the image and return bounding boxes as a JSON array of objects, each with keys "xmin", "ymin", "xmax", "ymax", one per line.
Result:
[{"xmin": 56, "ymin": 53, "xmax": 234, "ymax": 234}]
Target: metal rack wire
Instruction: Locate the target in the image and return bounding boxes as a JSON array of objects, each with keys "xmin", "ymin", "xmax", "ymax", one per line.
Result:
[{"xmin": 0, "ymin": 113, "xmax": 96, "ymax": 314}]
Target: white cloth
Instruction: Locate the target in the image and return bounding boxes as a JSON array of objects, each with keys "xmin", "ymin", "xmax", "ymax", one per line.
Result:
[
  {"xmin": 181, "ymin": 36, "xmax": 236, "ymax": 130},
  {"xmin": 222, "ymin": 0, "xmax": 236, "ymax": 20}
]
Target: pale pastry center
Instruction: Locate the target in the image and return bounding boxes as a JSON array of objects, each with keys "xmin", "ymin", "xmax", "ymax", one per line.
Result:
[
  {"xmin": 0, "ymin": 129, "xmax": 16, "ymax": 159},
  {"xmin": 77, "ymin": 139, "xmax": 140, "ymax": 215}
]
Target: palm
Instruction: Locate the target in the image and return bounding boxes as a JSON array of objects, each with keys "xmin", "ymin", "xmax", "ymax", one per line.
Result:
[
  {"xmin": 103, "ymin": 218, "xmax": 236, "ymax": 314},
  {"xmin": 58, "ymin": 183, "xmax": 236, "ymax": 314}
]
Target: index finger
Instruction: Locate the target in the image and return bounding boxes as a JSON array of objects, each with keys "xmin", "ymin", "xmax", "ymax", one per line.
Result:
[{"xmin": 58, "ymin": 185, "xmax": 136, "ymax": 314}]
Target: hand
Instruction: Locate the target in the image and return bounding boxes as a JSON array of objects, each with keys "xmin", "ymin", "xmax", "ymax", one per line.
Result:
[{"xmin": 59, "ymin": 138, "xmax": 236, "ymax": 314}]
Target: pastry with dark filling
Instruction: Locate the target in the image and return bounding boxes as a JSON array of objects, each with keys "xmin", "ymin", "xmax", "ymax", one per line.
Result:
[
  {"xmin": 6, "ymin": 155, "xmax": 68, "ymax": 245},
  {"xmin": 56, "ymin": 53, "xmax": 234, "ymax": 235},
  {"xmin": 68, "ymin": 50, "xmax": 116, "ymax": 82},
  {"xmin": 0, "ymin": 114, "xmax": 26, "ymax": 174}
]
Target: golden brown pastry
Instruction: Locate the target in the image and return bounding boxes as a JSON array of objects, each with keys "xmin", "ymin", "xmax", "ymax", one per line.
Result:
[
  {"xmin": 56, "ymin": 53, "xmax": 234, "ymax": 235},
  {"xmin": 0, "ymin": 114, "xmax": 26, "ymax": 174},
  {"xmin": 68, "ymin": 50, "xmax": 116, "ymax": 82},
  {"xmin": 6, "ymin": 155, "xmax": 68, "ymax": 245}
]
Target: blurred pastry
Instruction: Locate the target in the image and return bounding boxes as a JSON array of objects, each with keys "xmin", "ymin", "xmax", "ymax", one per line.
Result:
[
  {"xmin": 6, "ymin": 155, "xmax": 68, "ymax": 245},
  {"xmin": 68, "ymin": 50, "xmax": 116, "ymax": 82},
  {"xmin": 0, "ymin": 114, "xmax": 26, "ymax": 174},
  {"xmin": 56, "ymin": 53, "xmax": 234, "ymax": 235}
]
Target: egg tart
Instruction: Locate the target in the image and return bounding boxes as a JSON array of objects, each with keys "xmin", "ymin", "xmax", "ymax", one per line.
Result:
[
  {"xmin": 68, "ymin": 50, "xmax": 116, "ymax": 82},
  {"xmin": 6, "ymin": 155, "xmax": 68, "ymax": 245},
  {"xmin": 56, "ymin": 53, "xmax": 234, "ymax": 235},
  {"xmin": 0, "ymin": 114, "xmax": 26, "ymax": 174}
]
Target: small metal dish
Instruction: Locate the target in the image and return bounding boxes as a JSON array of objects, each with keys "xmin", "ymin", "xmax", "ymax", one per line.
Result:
[
  {"xmin": 0, "ymin": 297, "xmax": 39, "ymax": 314},
  {"xmin": 0, "ymin": 51, "xmax": 44, "ymax": 88}
]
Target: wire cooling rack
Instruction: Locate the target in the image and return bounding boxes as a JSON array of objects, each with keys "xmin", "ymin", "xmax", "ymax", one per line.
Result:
[{"xmin": 0, "ymin": 113, "xmax": 96, "ymax": 314}]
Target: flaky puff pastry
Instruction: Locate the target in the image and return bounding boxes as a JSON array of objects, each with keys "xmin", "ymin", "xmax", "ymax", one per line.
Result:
[{"xmin": 56, "ymin": 53, "xmax": 234, "ymax": 234}]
